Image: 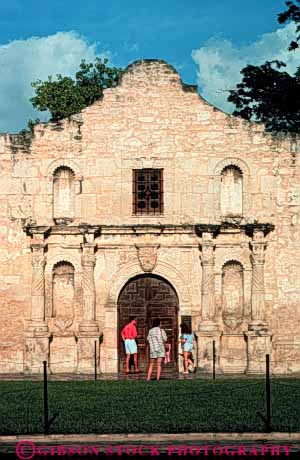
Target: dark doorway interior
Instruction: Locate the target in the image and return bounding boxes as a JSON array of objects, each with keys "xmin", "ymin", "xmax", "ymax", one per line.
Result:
[{"xmin": 118, "ymin": 274, "xmax": 179, "ymax": 372}]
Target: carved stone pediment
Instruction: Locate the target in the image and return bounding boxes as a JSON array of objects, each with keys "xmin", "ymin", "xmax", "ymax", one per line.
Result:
[
  {"xmin": 54, "ymin": 317, "xmax": 73, "ymax": 333},
  {"xmin": 223, "ymin": 316, "xmax": 243, "ymax": 331},
  {"xmin": 135, "ymin": 244, "xmax": 160, "ymax": 272}
]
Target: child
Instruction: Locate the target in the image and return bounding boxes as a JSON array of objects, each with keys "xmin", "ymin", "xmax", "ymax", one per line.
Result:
[{"xmin": 180, "ymin": 323, "xmax": 196, "ymax": 373}]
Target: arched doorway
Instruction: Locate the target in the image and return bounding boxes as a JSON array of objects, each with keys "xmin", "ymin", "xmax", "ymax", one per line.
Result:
[{"xmin": 118, "ymin": 274, "xmax": 179, "ymax": 372}]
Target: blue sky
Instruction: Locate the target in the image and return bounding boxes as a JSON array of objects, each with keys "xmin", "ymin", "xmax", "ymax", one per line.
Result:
[{"xmin": 0, "ymin": 0, "xmax": 298, "ymax": 132}]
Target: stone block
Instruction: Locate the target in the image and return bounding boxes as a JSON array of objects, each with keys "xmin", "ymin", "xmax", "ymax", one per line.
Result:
[{"xmin": 50, "ymin": 335, "xmax": 77, "ymax": 373}]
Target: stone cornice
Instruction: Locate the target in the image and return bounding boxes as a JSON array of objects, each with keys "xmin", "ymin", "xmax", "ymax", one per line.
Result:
[
  {"xmin": 244, "ymin": 223, "xmax": 275, "ymax": 237},
  {"xmin": 23, "ymin": 222, "xmax": 275, "ymax": 238},
  {"xmin": 24, "ymin": 224, "xmax": 101, "ymax": 238},
  {"xmin": 100, "ymin": 224, "xmax": 195, "ymax": 235},
  {"xmin": 196, "ymin": 223, "xmax": 275, "ymax": 237}
]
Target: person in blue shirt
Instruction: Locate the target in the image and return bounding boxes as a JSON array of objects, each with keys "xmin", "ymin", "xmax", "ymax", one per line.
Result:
[{"xmin": 180, "ymin": 323, "xmax": 196, "ymax": 373}]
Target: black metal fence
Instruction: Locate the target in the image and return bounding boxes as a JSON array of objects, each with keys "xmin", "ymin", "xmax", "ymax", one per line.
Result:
[{"xmin": 2, "ymin": 353, "xmax": 298, "ymax": 435}]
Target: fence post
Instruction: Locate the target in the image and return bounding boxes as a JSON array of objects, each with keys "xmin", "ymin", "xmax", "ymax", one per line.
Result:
[
  {"xmin": 194, "ymin": 333, "xmax": 198, "ymax": 371},
  {"xmin": 94, "ymin": 340, "xmax": 97, "ymax": 381},
  {"xmin": 43, "ymin": 361, "xmax": 49, "ymax": 435},
  {"xmin": 266, "ymin": 354, "xmax": 271, "ymax": 432},
  {"xmin": 213, "ymin": 340, "xmax": 216, "ymax": 381}
]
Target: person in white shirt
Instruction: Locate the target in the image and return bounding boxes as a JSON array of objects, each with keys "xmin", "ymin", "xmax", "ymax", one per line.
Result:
[{"xmin": 146, "ymin": 318, "xmax": 168, "ymax": 381}]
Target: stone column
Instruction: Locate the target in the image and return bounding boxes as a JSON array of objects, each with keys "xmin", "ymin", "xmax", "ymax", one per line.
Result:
[
  {"xmin": 250, "ymin": 230, "xmax": 267, "ymax": 326},
  {"xmin": 77, "ymin": 243, "xmax": 100, "ymax": 374},
  {"xmin": 200, "ymin": 233, "xmax": 216, "ymax": 329},
  {"xmin": 246, "ymin": 230, "xmax": 272, "ymax": 374},
  {"xmin": 198, "ymin": 232, "xmax": 221, "ymax": 372},
  {"xmin": 79, "ymin": 244, "xmax": 99, "ymax": 331},
  {"xmin": 30, "ymin": 244, "xmax": 48, "ymax": 329},
  {"xmin": 24, "ymin": 243, "xmax": 50, "ymax": 373}
]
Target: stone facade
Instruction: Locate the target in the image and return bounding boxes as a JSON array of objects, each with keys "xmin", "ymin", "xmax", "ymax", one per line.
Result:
[{"xmin": 0, "ymin": 59, "xmax": 299, "ymax": 375}]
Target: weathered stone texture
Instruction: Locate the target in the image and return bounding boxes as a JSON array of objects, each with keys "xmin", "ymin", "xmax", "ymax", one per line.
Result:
[{"xmin": 0, "ymin": 59, "xmax": 299, "ymax": 374}]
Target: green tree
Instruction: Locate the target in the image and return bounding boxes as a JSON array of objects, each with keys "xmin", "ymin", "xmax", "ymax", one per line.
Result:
[
  {"xmin": 278, "ymin": 0, "xmax": 300, "ymax": 50},
  {"xmin": 228, "ymin": 1, "xmax": 300, "ymax": 134},
  {"xmin": 30, "ymin": 57, "xmax": 123, "ymax": 122}
]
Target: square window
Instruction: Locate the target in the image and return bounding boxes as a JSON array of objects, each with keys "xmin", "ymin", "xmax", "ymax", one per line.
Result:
[{"xmin": 133, "ymin": 169, "xmax": 163, "ymax": 215}]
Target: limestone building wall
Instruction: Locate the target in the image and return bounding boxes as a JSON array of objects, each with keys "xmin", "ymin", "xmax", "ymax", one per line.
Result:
[{"xmin": 0, "ymin": 59, "xmax": 299, "ymax": 374}]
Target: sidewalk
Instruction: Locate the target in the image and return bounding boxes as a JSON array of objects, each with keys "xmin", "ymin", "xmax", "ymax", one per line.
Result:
[
  {"xmin": 1, "ymin": 371, "xmax": 299, "ymax": 381},
  {"xmin": 2, "ymin": 432, "xmax": 300, "ymax": 441},
  {"xmin": 1, "ymin": 433, "xmax": 300, "ymax": 454}
]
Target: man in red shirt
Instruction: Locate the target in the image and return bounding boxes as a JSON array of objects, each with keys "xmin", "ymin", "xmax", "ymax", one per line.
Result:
[{"xmin": 121, "ymin": 316, "xmax": 140, "ymax": 373}]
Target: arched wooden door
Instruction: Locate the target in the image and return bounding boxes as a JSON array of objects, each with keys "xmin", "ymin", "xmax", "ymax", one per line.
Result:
[{"xmin": 118, "ymin": 275, "xmax": 179, "ymax": 372}]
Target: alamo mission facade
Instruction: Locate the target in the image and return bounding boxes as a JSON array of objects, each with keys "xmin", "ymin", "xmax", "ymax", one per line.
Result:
[{"xmin": 0, "ymin": 59, "xmax": 299, "ymax": 375}]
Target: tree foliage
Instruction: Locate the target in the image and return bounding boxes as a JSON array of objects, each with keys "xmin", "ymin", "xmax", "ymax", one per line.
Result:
[
  {"xmin": 228, "ymin": 1, "xmax": 300, "ymax": 134},
  {"xmin": 278, "ymin": 0, "xmax": 300, "ymax": 50},
  {"xmin": 30, "ymin": 58, "xmax": 123, "ymax": 122}
]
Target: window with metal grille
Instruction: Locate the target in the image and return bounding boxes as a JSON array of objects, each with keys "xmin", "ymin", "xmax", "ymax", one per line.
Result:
[{"xmin": 133, "ymin": 169, "xmax": 163, "ymax": 215}]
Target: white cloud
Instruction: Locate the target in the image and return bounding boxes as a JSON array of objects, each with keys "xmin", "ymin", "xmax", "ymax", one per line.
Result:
[
  {"xmin": 0, "ymin": 32, "xmax": 110, "ymax": 133},
  {"xmin": 192, "ymin": 23, "xmax": 300, "ymax": 114}
]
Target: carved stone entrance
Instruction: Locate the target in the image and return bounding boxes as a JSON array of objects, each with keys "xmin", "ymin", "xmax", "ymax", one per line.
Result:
[{"xmin": 118, "ymin": 275, "xmax": 179, "ymax": 372}]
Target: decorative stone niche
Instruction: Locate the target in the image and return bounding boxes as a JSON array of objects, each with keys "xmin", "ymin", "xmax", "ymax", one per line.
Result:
[
  {"xmin": 220, "ymin": 261, "xmax": 246, "ymax": 373},
  {"xmin": 222, "ymin": 261, "xmax": 244, "ymax": 331},
  {"xmin": 52, "ymin": 261, "xmax": 75, "ymax": 323},
  {"xmin": 213, "ymin": 157, "xmax": 250, "ymax": 223},
  {"xmin": 53, "ymin": 166, "xmax": 75, "ymax": 225},
  {"xmin": 220, "ymin": 165, "xmax": 243, "ymax": 219},
  {"xmin": 50, "ymin": 261, "xmax": 77, "ymax": 373}
]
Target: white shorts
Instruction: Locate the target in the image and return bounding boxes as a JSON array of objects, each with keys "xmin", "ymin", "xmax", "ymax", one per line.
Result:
[
  {"xmin": 124, "ymin": 339, "xmax": 137, "ymax": 354},
  {"xmin": 183, "ymin": 343, "xmax": 193, "ymax": 353},
  {"xmin": 150, "ymin": 350, "xmax": 165, "ymax": 359}
]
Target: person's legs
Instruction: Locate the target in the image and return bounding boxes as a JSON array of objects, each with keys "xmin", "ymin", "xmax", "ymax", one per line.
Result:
[
  {"xmin": 183, "ymin": 351, "xmax": 189, "ymax": 373},
  {"xmin": 133, "ymin": 353, "xmax": 140, "ymax": 372},
  {"xmin": 156, "ymin": 358, "xmax": 163, "ymax": 380},
  {"xmin": 187, "ymin": 352, "xmax": 195, "ymax": 368},
  {"xmin": 125, "ymin": 339, "xmax": 139, "ymax": 373},
  {"xmin": 147, "ymin": 359, "xmax": 155, "ymax": 381},
  {"xmin": 125, "ymin": 353, "xmax": 130, "ymax": 373}
]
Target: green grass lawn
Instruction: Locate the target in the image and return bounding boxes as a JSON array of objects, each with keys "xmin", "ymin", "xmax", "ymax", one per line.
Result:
[{"xmin": 1, "ymin": 379, "xmax": 300, "ymax": 434}]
